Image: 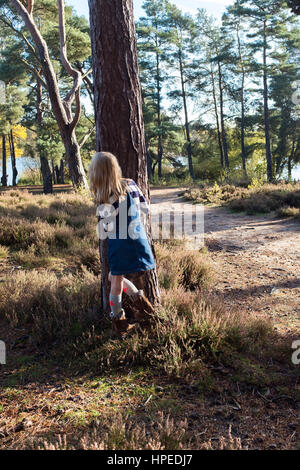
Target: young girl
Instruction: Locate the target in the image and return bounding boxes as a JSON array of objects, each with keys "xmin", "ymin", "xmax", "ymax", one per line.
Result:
[{"xmin": 89, "ymin": 152, "xmax": 156, "ymax": 333}]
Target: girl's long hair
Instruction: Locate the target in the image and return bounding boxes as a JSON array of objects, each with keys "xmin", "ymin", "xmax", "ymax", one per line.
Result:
[{"xmin": 89, "ymin": 152, "xmax": 129, "ymax": 204}]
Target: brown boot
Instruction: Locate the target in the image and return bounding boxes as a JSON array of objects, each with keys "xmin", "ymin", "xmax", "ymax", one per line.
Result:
[
  {"xmin": 130, "ymin": 290, "xmax": 155, "ymax": 322},
  {"xmin": 111, "ymin": 310, "xmax": 137, "ymax": 337}
]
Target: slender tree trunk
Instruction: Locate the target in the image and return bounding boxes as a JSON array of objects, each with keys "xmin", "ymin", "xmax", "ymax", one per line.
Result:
[
  {"xmin": 9, "ymin": 130, "xmax": 18, "ymax": 186},
  {"xmin": 51, "ymin": 160, "xmax": 56, "ymax": 184},
  {"xmin": 36, "ymin": 78, "xmax": 53, "ymax": 194},
  {"xmin": 236, "ymin": 25, "xmax": 247, "ymax": 174},
  {"xmin": 59, "ymin": 158, "xmax": 65, "ymax": 183},
  {"xmin": 288, "ymin": 138, "xmax": 295, "ymax": 182},
  {"xmin": 152, "ymin": 160, "xmax": 158, "ymax": 174},
  {"xmin": 40, "ymin": 157, "xmax": 53, "ymax": 192},
  {"xmin": 156, "ymin": 46, "xmax": 163, "ymax": 178},
  {"xmin": 210, "ymin": 65, "xmax": 224, "ymax": 168},
  {"xmin": 287, "ymin": 154, "xmax": 292, "ymax": 182},
  {"xmin": 263, "ymin": 21, "xmax": 273, "ymax": 182},
  {"xmin": 178, "ymin": 49, "xmax": 194, "ymax": 179},
  {"xmin": 142, "ymin": 94, "xmax": 152, "ymax": 179},
  {"xmin": 275, "ymin": 106, "xmax": 289, "ymax": 176},
  {"xmin": 1, "ymin": 135, "xmax": 7, "ymax": 187},
  {"xmin": 217, "ymin": 58, "xmax": 229, "ymax": 169},
  {"xmin": 146, "ymin": 142, "xmax": 152, "ymax": 179},
  {"xmin": 240, "ymin": 74, "xmax": 247, "ymax": 173},
  {"xmin": 88, "ymin": 0, "xmax": 160, "ymax": 313},
  {"xmin": 55, "ymin": 165, "xmax": 60, "ymax": 183}
]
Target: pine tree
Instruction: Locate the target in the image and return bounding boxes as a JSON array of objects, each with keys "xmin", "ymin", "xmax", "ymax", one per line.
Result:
[
  {"xmin": 269, "ymin": 12, "xmax": 300, "ymax": 176},
  {"xmin": 137, "ymin": 0, "xmax": 168, "ymax": 178},
  {"xmin": 195, "ymin": 10, "xmax": 231, "ymax": 170},
  {"xmin": 88, "ymin": 0, "xmax": 160, "ymax": 310},
  {"xmin": 222, "ymin": 2, "xmax": 253, "ymax": 174},
  {"xmin": 164, "ymin": 2, "xmax": 196, "ymax": 179},
  {"xmin": 238, "ymin": 0, "xmax": 285, "ymax": 181}
]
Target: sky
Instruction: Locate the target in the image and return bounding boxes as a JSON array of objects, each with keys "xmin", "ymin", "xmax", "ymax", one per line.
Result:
[{"xmin": 67, "ymin": 0, "xmax": 235, "ymax": 21}]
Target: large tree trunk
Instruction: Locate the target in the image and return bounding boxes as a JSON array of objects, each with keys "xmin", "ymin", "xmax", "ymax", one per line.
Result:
[
  {"xmin": 36, "ymin": 78, "xmax": 53, "ymax": 194},
  {"xmin": 9, "ymin": 130, "xmax": 18, "ymax": 186},
  {"xmin": 1, "ymin": 135, "xmax": 7, "ymax": 187},
  {"xmin": 263, "ymin": 21, "xmax": 273, "ymax": 182},
  {"xmin": 62, "ymin": 129, "xmax": 87, "ymax": 189},
  {"xmin": 88, "ymin": 0, "xmax": 160, "ymax": 313}
]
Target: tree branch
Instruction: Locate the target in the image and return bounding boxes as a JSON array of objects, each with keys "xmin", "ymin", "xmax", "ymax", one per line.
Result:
[
  {"xmin": 9, "ymin": 0, "xmax": 68, "ymax": 124},
  {"xmin": 79, "ymin": 124, "xmax": 96, "ymax": 149},
  {"xmin": 27, "ymin": 0, "xmax": 34, "ymax": 16},
  {"xmin": 70, "ymin": 88, "xmax": 81, "ymax": 131},
  {"xmin": 0, "ymin": 14, "xmax": 40, "ymax": 63},
  {"xmin": 57, "ymin": 0, "xmax": 82, "ymax": 105},
  {"xmin": 20, "ymin": 58, "xmax": 47, "ymax": 88}
]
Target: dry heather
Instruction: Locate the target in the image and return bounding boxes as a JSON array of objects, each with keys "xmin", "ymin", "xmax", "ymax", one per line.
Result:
[
  {"xmin": 0, "ymin": 189, "xmax": 278, "ymax": 367},
  {"xmin": 22, "ymin": 413, "xmax": 245, "ymax": 450},
  {"xmin": 0, "ymin": 189, "xmax": 100, "ymax": 273},
  {"xmin": 155, "ymin": 241, "xmax": 213, "ymax": 290},
  {"xmin": 184, "ymin": 182, "xmax": 300, "ymax": 217},
  {"xmin": 85, "ymin": 286, "xmax": 273, "ymax": 380},
  {"xmin": 0, "ymin": 188, "xmax": 296, "ymax": 451}
]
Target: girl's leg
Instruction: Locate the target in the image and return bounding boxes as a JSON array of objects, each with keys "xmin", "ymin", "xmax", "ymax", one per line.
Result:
[
  {"xmin": 123, "ymin": 277, "xmax": 139, "ymax": 295},
  {"xmin": 123, "ymin": 277, "xmax": 155, "ymax": 319},
  {"xmin": 109, "ymin": 274, "xmax": 124, "ymax": 319}
]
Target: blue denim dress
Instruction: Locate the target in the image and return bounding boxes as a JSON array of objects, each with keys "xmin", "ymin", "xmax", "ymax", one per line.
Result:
[{"xmin": 98, "ymin": 189, "xmax": 156, "ymax": 276}]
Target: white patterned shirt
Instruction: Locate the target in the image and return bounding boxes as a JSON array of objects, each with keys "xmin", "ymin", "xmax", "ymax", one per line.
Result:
[{"xmin": 96, "ymin": 179, "xmax": 149, "ymax": 236}]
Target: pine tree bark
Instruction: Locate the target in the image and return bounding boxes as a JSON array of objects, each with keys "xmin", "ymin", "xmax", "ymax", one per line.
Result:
[{"xmin": 88, "ymin": 0, "xmax": 160, "ymax": 313}]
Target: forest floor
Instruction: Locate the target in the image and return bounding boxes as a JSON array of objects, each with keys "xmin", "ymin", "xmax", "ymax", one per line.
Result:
[
  {"xmin": 0, "ymin": 185, "xmax": 299, "ymax": 450},
  {"xmin": 151, "ymin": 187, "xmax": 300, "ymax": 336}
]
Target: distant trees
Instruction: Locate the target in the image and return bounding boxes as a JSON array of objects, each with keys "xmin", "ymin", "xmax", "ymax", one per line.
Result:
[
  {"xmin": 4, "ymin": 0, "xmax": 92, "ymax": 190},
  {"xmin": 163, "ymin": 3, "xmax": 196, "ymax": 179},
  {"xmin": 137, "ymin": 0, "xmax": 169, "ymax": 178},
  {"xmin": 287, "ymin": 1, "xmax": 300, "ymax": 15},
  {"xmin": 136, "ymin": 0, "xmax": 300, "ymax": 182},
  {"xmin": 0, "ymin": 0, "xmax": 299, "ymax": 185},
  {"xmin": 0, "ymin": 75, "xmax": 27, "ymax": 186},
  {"xmin": 195, "ymin": 11, "xmax": 231, "ymax": 171}
]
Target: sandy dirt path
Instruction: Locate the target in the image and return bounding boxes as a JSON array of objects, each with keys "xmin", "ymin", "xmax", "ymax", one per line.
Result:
[{"xmin": 150, "ymin": 187, "xmax": 300, "ymax": 335}]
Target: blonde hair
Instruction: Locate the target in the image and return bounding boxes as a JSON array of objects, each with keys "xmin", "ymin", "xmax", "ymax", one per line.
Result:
[{"xmin": 89, "ymin": 152, "xmax": 129, "ymax": 204}]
